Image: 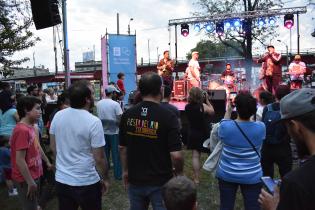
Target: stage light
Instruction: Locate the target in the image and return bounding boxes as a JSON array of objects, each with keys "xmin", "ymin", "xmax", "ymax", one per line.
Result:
[
  {"xmin": 181, "ymin": 23, "xmax": 189, "ymax": 37},
  {"xmin": 258, "ymin": 18, "xmax": 265, "ymax": 27},
  {"xmin": 194, "ymin": 24, "xmax": 201, "ymax": 32},
  {"xmin": 225, "ymin": 21, "xmax": 231, "ymax": 29},
  {"xmin": 269, "ymin": 17, "xmax": 276, "ymax": 26},
  {"xmin": 204, "ymin": 23, "xmax": 214, "ymax": 33},
  {"xmin": 216, "ymin": 22, "xmax": 224, "ymax": 36},
  {"xmin": 234, "ymin": 19, "xmax": 241, "ymax": 27},
  {"xmin": 284, "ymin": 14, "xmax": 294, "ymax": 29}
]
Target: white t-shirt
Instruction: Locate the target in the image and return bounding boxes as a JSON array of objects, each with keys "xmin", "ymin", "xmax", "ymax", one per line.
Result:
[
  {"xmin": 187, "ymin": 59, "xmax": 200, "ymax": 80},
  {"xmin": 289, "ymin": 61, "xmax": 306, "ymax": 80},
  {"xmin": 50, "ymin": 107, "xmax": 105, "ymax": 186},
  {"xmin": 96, "ymin": 99, "xmax": 123, "ymax": 135}
]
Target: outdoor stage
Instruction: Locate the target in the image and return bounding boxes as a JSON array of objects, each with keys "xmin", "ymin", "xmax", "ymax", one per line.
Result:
[{"xmin": 170, "ymin": 100, "xmax": 187, "ymax": 111}]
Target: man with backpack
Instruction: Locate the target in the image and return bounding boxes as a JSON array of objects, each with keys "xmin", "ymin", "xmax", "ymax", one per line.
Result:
[{"xmin": 261, "ymin": 85, "xmax": 292, "ymax": 178}]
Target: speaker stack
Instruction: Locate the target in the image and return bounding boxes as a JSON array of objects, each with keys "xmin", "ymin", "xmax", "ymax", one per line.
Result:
[{"xmin": 207, "ymin": 89, "xmax": 226, "ymax": 123}]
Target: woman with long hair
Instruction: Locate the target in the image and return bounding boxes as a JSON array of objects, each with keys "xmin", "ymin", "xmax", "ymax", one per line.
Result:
[{"xmin": 185, "ymin": 87, "xmax": 214, "ymax": 184}]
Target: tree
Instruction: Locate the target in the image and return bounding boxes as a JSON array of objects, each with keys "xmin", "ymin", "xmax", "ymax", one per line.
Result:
[
  {"xmin": 0, "ymin": 0, "xmax": 39, "ymax": 78},
  {"xmin": 186, "ymin": 39, "xmax": 242, "ymax": 60},
  {"xmin": 193, "ymin": 0, "xmax": 283, "ymax": 82}
]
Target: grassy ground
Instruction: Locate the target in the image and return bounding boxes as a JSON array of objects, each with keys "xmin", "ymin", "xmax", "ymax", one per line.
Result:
[{"xmin": 0, "ymin": 150, "xmax": 246, "ymax": 210}]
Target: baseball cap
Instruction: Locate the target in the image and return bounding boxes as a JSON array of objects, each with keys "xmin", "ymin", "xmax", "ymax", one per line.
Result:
[
  {"xmin": 105, "ymin": 86, "xmax": 120, "ymax": 94},
  {"xmin": 192, "ymin": 51, "xmax": 199, "ymax": 56},
  {"xmin": 280, "ymin": 88, "xmax": 315, "ymax": 120}
]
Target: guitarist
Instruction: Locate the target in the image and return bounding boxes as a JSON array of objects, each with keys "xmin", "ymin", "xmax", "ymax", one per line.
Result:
[{"xmin": 157, "ymin": 50, "xmax": 174, "ymax": 89}]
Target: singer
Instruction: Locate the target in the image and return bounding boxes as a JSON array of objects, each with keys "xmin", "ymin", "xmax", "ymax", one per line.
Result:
[{"xmin": 257, "ymin": 45, "xmax": 282, "ymax": 94}]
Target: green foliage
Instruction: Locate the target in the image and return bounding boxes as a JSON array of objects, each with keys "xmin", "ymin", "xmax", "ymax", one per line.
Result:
[
  {"xmin": 187, "ymin": 39, "xmax": 242, "ymax": 60},
  {"xmin": 0, "ymin": 0, "xmax": 39, "ymax": 78}
]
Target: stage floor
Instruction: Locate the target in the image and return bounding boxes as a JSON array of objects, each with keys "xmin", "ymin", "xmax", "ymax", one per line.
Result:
[{"xmin": 169, "ymin": 100, "xmax": 187, "ymax": 111}]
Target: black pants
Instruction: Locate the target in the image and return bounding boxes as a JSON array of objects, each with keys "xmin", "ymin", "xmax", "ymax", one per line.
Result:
[
  {"xmin": 261, "ymin": 142, "xmax": 292, "ymax": 178},
  {"xmin": 56, "ymin": 181, "xmax": 102, "ymax": 210}
]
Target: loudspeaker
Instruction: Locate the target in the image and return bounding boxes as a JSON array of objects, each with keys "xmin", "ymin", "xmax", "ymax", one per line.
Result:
[
  {"xmin": 30, "ymin": 0, "xmax": 61, "ymax": 30},
  {"xmin": 207, "ymin": 90, "xmax": 226, "ymax": 123},
  {"xmin": 207, "ymin": 89, "xmax": 226, "ymax": 100},
  {"xmin": 173, "ymin": 80, "xmax": 186, "ymax": 98}
]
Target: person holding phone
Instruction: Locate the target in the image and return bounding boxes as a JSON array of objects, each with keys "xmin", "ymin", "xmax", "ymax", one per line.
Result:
[
  {"xmin": 216, "ymin": 92, "xmax": 266, "ymax": 210},
  {"xmin": 259, "ymin": 88, "xmax": 315, "ymax": 210},
  {"xmin": 185, "ymin": 87, "xmax": 214, "ymax": 184}
]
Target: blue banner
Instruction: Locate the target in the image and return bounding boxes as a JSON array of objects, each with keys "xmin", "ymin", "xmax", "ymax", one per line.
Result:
[{"xmin": 108, "ymin": 34, "xmax": 137, "ymax": 104}]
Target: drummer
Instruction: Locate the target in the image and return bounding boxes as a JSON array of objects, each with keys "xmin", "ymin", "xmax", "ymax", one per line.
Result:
[{"xmin": 221, "ymin": 63, "xmax": 235, "ymax": 81}]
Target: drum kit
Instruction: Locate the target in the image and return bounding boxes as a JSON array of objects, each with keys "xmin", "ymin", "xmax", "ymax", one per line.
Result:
[{"xmin": 207, "ymin": 71, "xmax": 246, "ymax": 95}]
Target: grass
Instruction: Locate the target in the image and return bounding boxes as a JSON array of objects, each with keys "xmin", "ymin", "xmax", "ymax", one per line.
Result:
[{"xmin": 0, "ymin": 150, "xmax": 246, "ymax": 210}]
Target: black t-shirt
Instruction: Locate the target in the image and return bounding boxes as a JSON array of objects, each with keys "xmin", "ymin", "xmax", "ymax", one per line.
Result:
[
  {"xmin": 160, "ymin": 102, "xmax": 180, "ymax": 118},
  {"xmin": 277, "ymin": 155, "xmax": 315, "ymax": 210},
  {"xmin": 119, "ymin": 101, "xmax": 182, "ymax": 186}
]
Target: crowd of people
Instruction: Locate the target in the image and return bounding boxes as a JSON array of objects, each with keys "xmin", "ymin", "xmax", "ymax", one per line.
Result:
[{"xmin": 0, "ymin": 67, "xmax": 315, "ymax": 210}]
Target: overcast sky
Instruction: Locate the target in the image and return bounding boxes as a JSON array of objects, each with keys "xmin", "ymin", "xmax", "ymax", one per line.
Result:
[{"xmin": 13, "ymin": 0, "xmax": 315, "ymax": 71}]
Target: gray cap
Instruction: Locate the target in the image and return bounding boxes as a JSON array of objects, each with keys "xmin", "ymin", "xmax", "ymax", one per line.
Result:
[
  {"xmin": 280, "ymin": 88, "xmax": 315, "ymax": 120},
  {"xmin": 105, "ymin": 86, "xmax": 120, "ymax": 94}
]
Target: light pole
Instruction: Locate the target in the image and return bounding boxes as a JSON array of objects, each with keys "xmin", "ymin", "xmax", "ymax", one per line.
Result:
[
  {"xmin": 128, "ymin": 18, "xmax": 133, "ymax": 35},
  {"xmin": 277, "ymin": 39, "xmax": 289, "ymax": 72},
  {"xmin": 148, "ymin": 39, "xmax": 150, "ymax": 65}
]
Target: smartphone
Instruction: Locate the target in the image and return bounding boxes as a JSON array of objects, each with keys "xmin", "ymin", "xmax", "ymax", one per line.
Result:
[
  {"xmin": 261, "ymin": 176, "xmax": 277, "ymax": 194},
  {"xmin": 229, "ymin": 92, "xmax": 237, "ymax": 101}
]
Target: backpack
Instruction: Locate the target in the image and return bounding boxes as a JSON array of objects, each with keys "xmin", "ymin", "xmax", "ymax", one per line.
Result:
[{"xmin": 262, "ymin": 104, "xmax": 287, "ymax": 144}]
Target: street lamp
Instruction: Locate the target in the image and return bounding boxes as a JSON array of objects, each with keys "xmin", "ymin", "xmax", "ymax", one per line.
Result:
[
  {"xmin": 128, "ymin": 18, "xmax": 134, "ymax": 35},
  {"xmin": 277, "ymin": 39, "xmax": 289, "ymax": 72}
]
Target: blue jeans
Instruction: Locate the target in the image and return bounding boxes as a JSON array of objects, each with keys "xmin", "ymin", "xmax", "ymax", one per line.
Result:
[
  {"xmin": 104, "ymin": 134, "xmax": 122, "ymax": 180},
  {"xmin": 218, "ymin": 179, "xmax": 262, "ymax": 210},
  {"xmin": 128, "ymin": 185, "xmax": 166, "ymax": 210}
]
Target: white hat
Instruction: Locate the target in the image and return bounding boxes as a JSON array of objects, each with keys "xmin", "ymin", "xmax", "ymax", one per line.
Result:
[{"xmin": 192, "ymin": 51, "xmax": 199, "ymax": 56}]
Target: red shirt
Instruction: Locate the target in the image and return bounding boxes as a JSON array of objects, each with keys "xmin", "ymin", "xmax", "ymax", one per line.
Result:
[
  {"xmin": 117, "ymin": 79, "xmax": 125, "ymax": 94},
  {"xmin": 11, "ymin": 123, "xmax": 43, "ymax": 182}
]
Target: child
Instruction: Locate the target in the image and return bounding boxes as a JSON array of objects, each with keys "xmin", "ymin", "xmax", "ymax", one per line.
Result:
[
  {"xmin": 0, "ymin": 137, "xmax": 18, "ymax": 196},
  {"xmin": 11, "ymin": 96, "xmax": 52, "ymax": 210}
]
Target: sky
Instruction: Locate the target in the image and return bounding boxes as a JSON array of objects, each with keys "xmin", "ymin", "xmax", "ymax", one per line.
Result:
[{"xmin": 12, "ymin": 0, "xmax": 315, "ymax": 72}]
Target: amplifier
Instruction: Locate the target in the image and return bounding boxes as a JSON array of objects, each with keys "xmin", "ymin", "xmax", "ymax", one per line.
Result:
[{"xmin": 173, "ymin": 80, "xmax": 186, "ymax": 98}]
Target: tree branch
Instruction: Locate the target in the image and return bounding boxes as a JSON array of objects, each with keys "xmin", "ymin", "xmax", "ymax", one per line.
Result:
[{"xmin": 218, "ymin": 36, "xmax": 244, "ymax": 56}]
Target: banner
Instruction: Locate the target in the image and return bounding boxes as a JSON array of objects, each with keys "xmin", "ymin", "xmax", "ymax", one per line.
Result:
[
  {"xmin": 101, "ymin": 36, "xmax": 108, "ymax": 94},
  {"xmin": 108, "ymin": 34, "xmax": 137, "ymax": 103}
]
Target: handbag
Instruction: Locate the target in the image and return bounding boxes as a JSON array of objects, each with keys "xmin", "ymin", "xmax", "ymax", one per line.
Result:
[
  {"xmin": 203, "ymin": 123, "xmax": 222, "ymax": 174},
  {"xmin": 233, "ymin": 121, "xmax": 261, "ymax": 158}
]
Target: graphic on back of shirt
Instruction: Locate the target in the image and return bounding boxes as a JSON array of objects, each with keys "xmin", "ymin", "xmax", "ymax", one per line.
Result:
[{"xmin": 127, "ymin": 106, "xmax": 159, "ymax": 139}]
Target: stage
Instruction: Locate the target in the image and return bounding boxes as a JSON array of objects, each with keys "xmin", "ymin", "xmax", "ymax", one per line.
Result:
[{"xmin": 170, "ymin": 100, "xmax": 187, "ymax": 111}]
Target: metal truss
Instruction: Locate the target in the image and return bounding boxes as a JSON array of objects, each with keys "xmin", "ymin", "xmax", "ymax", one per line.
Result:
[{"xmin": 168, "ymin": 6, "xmax": 307, "ymax": 26}]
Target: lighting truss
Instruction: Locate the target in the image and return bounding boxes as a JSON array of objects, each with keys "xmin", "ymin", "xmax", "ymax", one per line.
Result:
[{"xmin": 168, "ymin": 6, "xmax": 307, "ymax": 26}]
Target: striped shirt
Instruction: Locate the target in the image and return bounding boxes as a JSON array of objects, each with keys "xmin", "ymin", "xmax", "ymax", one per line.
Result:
[{"xmin": 216, "ymin": 120, "xmax": 266, "ymax": 184}]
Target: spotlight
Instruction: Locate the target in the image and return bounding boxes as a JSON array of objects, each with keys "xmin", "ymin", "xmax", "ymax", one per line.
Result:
[
  {"xmin": 181, "ymin": 23, "xmax": 189, "ymax": 37},
  {"xmin": 205, "ymin": 23, "xmax": 214, "ymax": 33},
  {"xmin": 284, "ymin": 14, "xmax": 294, "ymax": 29},
  {"xmin": 269, "ymin": 17, "xmax": 276, "ymax": 26},
  {"xmin": 225, "ymin": 21, "xmax": 231, "ymax": 29},
  {"xmin": 216, "ymin": 22, "xmax": 224, "ymax": 36},
  {"xmin": 194, "ymin": 24, "xmax": 201, "ymax": 32},
  {"xmin": 234, "ymin": 19, "xmax": 241, "ymax": 27},
  {"xmin": 258, "ymin": 18, "xmax": 265, "ymax": 27}
]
